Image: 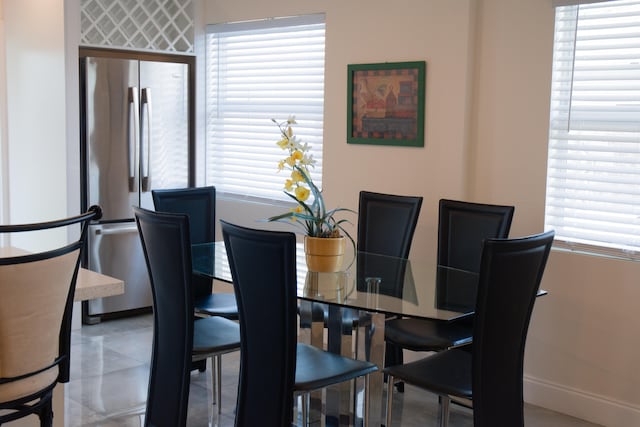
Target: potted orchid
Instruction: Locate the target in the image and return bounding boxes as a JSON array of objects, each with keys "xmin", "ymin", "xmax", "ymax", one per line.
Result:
[{"xmin": 267, "ymin": 116, "xmax": 355, "ymax": 271}]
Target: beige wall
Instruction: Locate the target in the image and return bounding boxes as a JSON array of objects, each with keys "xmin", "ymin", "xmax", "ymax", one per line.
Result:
[{"xmin": 205, "ymin": 0, "xmax": 640, "ymax": 425}]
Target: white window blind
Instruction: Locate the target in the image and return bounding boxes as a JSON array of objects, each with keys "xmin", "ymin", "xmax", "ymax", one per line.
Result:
[
  {"xmin": 545, "ymin": 0, "xmax": 640, "ymax": 259},
  {"xmin": 205, "ymin": 15, "xmax": 325, "ymax": 202},
  {"xmin": 552, "ymin": 0, "xmax": 617, "ymax": 7}
]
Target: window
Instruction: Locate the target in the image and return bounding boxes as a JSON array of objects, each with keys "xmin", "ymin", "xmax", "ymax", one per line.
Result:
[
  {"xmin": 545, "ymin": 0, "xmax": 640, "ymax": 259},
  {"xmin": 205, "ymin": 15, "xmax": 325, "ymax": 202}
]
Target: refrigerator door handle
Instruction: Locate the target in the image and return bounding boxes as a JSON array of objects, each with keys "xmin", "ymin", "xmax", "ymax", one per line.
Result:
[
  {"xmin": 127, "ymin": 87, "xmax": 140, "ymax": 193},
  {"xmin": 90, "ymin": 224, "xmax": 140, "ymax": 275},
  {"xmin": 94, "ymin": 224, "xmax": 139, "ymax": 236},
  {"xmin": 140, "ymin": 87, "xmax": 152, "ymax": 192}
]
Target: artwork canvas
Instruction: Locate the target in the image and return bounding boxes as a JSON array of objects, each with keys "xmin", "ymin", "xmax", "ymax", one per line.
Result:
[{"xmin": 347, "ymin": 61, "xmax": 426, "ymax": 147}]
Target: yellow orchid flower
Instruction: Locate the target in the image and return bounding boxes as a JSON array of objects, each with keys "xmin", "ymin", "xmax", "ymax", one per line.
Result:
[
  {"xmin": 284, "ymin": 179, "xmax": 294, "ymax": 191},
  {"xmin": 291, "ymin": 150, "xmax": 303, "ymax": 161},
  {"xmin": 268, "ymin": 116, "xmax": 354, "ymax": 240},
  {"xmin": 288, "ymin": 205, "xmax": 304, "ymax": 222},
  {"xmin": 295, "ymin": 186, "xmax": 310, "ymax": 202}
]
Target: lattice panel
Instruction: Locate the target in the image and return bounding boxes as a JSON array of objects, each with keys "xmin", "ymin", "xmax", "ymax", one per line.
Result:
[{"xmin": 81, "ymin": 0, "xmax": 194, "ymax": 53}]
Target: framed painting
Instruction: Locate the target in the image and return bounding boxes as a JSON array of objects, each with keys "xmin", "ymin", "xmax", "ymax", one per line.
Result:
[{"xmin": 347, "ymin": 61, "xmax": 426, "ymax": 147}]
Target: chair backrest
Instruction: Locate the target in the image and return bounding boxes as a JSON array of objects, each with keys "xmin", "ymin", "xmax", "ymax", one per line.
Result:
[
  {"xmin": 471, "ymin": 230, "xmax": 554, "ymax": 427},
  {"xmin": 152, "ymin": 186, "xmax": 216, "ymax": 245},
  {"xmin": 356, "ymin": 191, "xmax": 422, "ymax": 298},
  {"xmin": 152, "ymin": 186, "xmax": 216, "ymax": 298},
  {"xmin": 0, "ymin": 206, "xmax": 101, "ymax": 406},
  {"xmin": 357, "ymin": 191, "xmax": 423, "ymax": 258},
  {"xmin": 134, "ymin": 207, "xmax": 194, "ymax": 427},
  {"xmin": 437, "ymin": 199, "xmax": 514, "ymax": 272},
  {"xmin": 436, "ymin": 199, "xmax": 514, "ymax": 311},
  {"xmin": 220, "ymin": 220, "xmax": 297, "ymax": 427}
]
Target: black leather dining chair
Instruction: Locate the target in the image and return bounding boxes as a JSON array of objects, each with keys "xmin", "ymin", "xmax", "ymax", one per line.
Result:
[
  {"xmin": 134, "ymin": 207, "xmax": 240, "ymax": 424},
  {"xmin": 152, "ymin": 186, "xmax": 239, "ymax": 320},
  {"xmin": 0, "ymin": 206, "xmax": 102, "ymax": 427},
  {"xmin": 221, "ymin": 220, "xmax": 378, "ymax": 427},
  {"xmin": 357, "ymin": 191, "xmax": 423, "ymax": 369},
  {"xmin": 385, "ymin": 199, "xmax": 514, "ymax": 361},
  {"xmin": 384, "ymin": 230, "xmax": 555, "ymax": 427},
  {"xmin": 314, "ymin": 191, "xmax": 422, "ymax": 375},
  {"xmin": 152, "ymin": 186, "xmax": 238, "ymax": 377}
]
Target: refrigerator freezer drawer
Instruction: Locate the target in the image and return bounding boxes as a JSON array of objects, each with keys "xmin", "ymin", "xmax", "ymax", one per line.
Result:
[{"xmin": 87, "ymin": 222, "xmax": 153, "ymax": 316}]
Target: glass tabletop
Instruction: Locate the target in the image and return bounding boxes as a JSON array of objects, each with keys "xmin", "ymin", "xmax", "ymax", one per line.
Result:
[{"xmin": 191, "ymin": 241, "xmax": 479, "ymax": 321}]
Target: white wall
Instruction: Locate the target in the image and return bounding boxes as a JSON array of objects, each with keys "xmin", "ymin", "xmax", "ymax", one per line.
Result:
[
  {"xmin": 4, "ymin": 0, "xmax": 67, "ymax": 220},
  {"xmin": 0, "ymin": 2, "xmax": 6, "ymax": 226},
  {"xmin": 204, "ymin": 0, "xmax": 640, "ymax": 426},
  {"xmin": 3, "ymin": 0, "xmax": 67, "ymax": 251},
  {"xmin": 1, "ymin": 1, "xmax": 70, "ymax": 425},
  {"xmin": 64, "ymin": 0, "xmax": 81, "ymax": 231}
]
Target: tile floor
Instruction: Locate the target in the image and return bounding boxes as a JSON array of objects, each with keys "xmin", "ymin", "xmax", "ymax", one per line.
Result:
[{"xmin": 66, "ymin": 313, "xmax": 601, "ymax": 426}]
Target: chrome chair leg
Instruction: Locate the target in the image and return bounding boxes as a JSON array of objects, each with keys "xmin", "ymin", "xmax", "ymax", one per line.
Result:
[
  {"xmin": 385, "ymin": 374, "xmax": 394, "ymax": 427},
  {"xmin": 216, "ymin": 354, "xmax": 222, "ymax": 414},
  {"xmin": 364, "ymin": 373, "xmax": 371, "ymax": 427},
  {"xmin": 301, "ymin": 393, "xmax": 309, "ymax": 426},
  {"xmin": 438, "ymin": 395, "xmax": 451, "ymax": 427},
  {"xmin": 210, "ymin": 357, "xmax": 217, "ymax": 406}
]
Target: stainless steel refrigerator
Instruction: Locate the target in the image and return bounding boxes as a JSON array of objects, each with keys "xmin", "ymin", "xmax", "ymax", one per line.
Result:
[{"xmin": 80, "ymin": 47, "xmax": 195, "ymax": 323}]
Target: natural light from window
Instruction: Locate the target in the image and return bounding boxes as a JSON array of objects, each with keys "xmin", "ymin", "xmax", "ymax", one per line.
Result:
[
  {"xmin": 204, "ymin": 15, "xmax": 326, "ymax": 203},
  {"xmin": 545, "ymin": 0, "xmax": 640, "ymax": 259}
]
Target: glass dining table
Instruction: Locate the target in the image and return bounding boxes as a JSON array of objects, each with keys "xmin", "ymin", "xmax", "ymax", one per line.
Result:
[{"xmin": 192, "ymin": 241, "xmax": 478, "ymax": 426}]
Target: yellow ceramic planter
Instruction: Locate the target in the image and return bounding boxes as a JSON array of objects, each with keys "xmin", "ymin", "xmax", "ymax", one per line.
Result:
[{"xmin": 303, "ymin": 236, "xmax": 346, "ymax": 272}]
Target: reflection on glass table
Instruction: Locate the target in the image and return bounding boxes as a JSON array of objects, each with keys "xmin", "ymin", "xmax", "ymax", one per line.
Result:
[{"xmin": 191, "ymin": 241, "xmax": 478, "ymax": 321}]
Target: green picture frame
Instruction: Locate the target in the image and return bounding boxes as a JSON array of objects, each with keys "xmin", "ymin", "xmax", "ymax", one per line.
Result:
[{"xmin": 347, "ymin": 61, "xmax": 426, "ymax": 147}]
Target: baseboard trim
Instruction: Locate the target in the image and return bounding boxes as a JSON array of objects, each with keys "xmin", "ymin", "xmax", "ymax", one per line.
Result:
[{"xmin": 524, "ymin": 375, "xmax": 640, "ymax": 427}]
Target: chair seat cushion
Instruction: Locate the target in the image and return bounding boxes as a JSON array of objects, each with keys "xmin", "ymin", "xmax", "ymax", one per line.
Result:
[
  {"xmin": 194, "ymin": 293, "xmax": 238, "ymax": 320},
  {"xmin": 192, "ymin": 316, "xmax": 240, "ymax": 357},
  {"xmin": 383, "ymin": 348, "xmax": 472, "ymax": 399},
  {"xmin": 384, "ymin": 317, "xmax": 472, "ymax": 351},
  {"xmin": 294, "ymin": 343, "xmax": 377, "ymax": 392}
]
